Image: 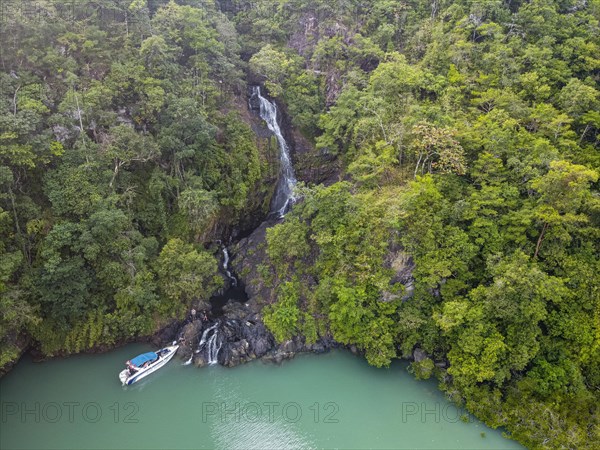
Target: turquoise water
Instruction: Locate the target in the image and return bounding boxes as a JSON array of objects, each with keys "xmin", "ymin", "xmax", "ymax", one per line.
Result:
[{"xmin": 0, "ymin": 346, "xmax": 523, "ymax": 449}]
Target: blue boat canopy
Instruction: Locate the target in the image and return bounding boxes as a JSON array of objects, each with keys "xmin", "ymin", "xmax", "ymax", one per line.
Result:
[{"xmin": 130, "ymin": 352, "xmax": 158, "ymax": 367}]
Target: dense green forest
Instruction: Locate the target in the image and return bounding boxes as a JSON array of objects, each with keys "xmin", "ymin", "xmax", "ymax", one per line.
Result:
[
  {"xmin": 0, "ymin": 0, "xmax": 277, "ymax": 358},
  {"xmin": 1, "ymin": 0, "xmax": 599, "ymax": 448}
]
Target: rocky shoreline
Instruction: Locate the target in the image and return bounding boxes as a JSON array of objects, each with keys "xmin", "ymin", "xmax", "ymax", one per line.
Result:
[
  {"xmin": 175, "ymin": 300, "xmax": 339, "ymax": 369},
  {"xmin": 0, "ymin": 85, "xmax": 340, "ymax": 378}
]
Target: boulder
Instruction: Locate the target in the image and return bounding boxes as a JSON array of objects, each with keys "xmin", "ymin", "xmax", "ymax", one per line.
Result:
[
  {"xmin": 413, "ymin": 347, "xmax": 428, "ymax": 363},
  {"xmin": 177, "ymin": 320, "xmax": 205, "ymax": 362}
]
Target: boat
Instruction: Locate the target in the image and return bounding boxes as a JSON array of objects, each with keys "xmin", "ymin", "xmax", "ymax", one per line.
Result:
[{"xmin": 118, "ymin": 344, "xmax": 179, "ymax": 386}]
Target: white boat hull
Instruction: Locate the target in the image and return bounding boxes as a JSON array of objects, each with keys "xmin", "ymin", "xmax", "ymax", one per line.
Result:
[{"xmin": 119, "ymin": 345, "xmax": 178, "ymax": 386}]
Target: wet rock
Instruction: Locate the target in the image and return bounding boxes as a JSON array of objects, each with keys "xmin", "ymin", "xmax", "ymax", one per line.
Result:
[
  {"xmin": 281, "ymin": 339, "xmax": 296, "ymax": 353},
  {"xmin": 176, "ymin": 298, "xmax": 337, "ymax": 368},
  {"xmin": 218, "ymin": 304, "xmax": 276, "ymax": 367},
  {"xmin": 220, "ymin": 339, "xmax": 252, "ymax": 367},
  {"xmin": 177, "ymin": 320, "xmax": 205, "ymax": 362},
  {"xmin": 260, "ymin": 334, "xmax": 331, "ymax": 364},
  {"xmin": 262, "ymin": 347, "xmax": 295, "ymax": 364},
  {"xmin": 230, "ymin": 220, "xmax": 278, "ymax": 306},
  {"xmin": 194, "ymin": 354, "xmax": 209, "ymax": 367},
  {"xmin": 240, "ymin": 314, "xmax": 274, "ymax": 357},
  {"xmin": 261, "ymin": 352, "xmax": 284, "ymax": 365},
  {"xmin": 181, "ymin": 313, "xmax": 336, "ymax": 368},
  {"xmin": 252, "ymin": 334, "xmax": 273, "ymax": 357},
  {"xmin": 306, "ymin": 335, "xmax": 337, "ymax": 354},
  {"xmin": 248, "ymin": 86, "xmax": 261, "ymax": 111},
  {"xmin": 221, "ymin": 319, "xmax": 241, "ymax": 341}
]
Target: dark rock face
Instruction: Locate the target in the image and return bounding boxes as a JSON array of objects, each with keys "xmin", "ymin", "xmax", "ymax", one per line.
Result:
[
  {"xmin": 230, "ymin": 220, "xmax": 279, "ymax": 306},
  {"xmin": 218, "ymin": 301, "xmax": 275, "ymax": 366},
  {"xmin": 149, "ymin": 319, "xmax": 184, "ymax": 347},
  {"xmin": 177, "ymin": 320, "xmax": 205, "ymax": 363},
  {"xmin": 276, "ymin": 96, "xmax": 341, "ymax": 187},
  {"xmin": 179, "ymin": 302, "xmax": 275, "ymax": 367},
  {"xmin": 293, "ymin": 128, "xmax": 341, "ymax": 187},
  {"xmin": 249, "ymin": 84, "xmax": 341, "ymax": 188},
  {"xmin": 168, "ymin": 298, "xmax": 337, "ymax": 369},
  {"xmin": 154, "ymin": 86, "xmax": 345, "ymax": 371},
  {"xmin": 248, "ymin": 86, "xmax": 261, "ymax": 111},
  {"xmin": 220, "ymin": 319, "xmax": 274, "ymax": 366}
]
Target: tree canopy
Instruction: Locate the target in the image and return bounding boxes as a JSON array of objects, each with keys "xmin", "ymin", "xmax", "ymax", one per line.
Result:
[{"xmin": 1, "ymin": 1, "xmax": 599, "ymax": 447}]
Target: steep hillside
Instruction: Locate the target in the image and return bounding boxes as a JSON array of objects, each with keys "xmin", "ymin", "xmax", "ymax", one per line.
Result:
[{"xmin": 1, "ymin": 1, "xmax": 598, "ymax": 448}]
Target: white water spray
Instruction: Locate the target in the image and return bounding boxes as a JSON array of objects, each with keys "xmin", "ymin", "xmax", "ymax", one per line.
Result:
[
  {"xmin": 195, "ymin": 322, "xmax": 219, "ymax": 354},
  {"xmin": 207, "ymin": 330, "xmax": 222, "ymax": 365},
  {"xmin": 252, "ymin": 86, "xmax": 297, "ymax": 217},
  {"xmin": 192, "ymin": 322, "xmax": 222, "ymax": 365},
  {"xmin": 222, "ymin": 247, "xmax": 237, "ymax": 287}
]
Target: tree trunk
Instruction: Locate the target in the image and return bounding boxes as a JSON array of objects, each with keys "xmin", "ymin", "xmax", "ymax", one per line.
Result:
[
  {"xmin": 534, "ymin": 222, "xmax": 549, "ymax": 259},
  {"xmin": 13, "ymin": 85, "xmax": 21, "ymax": 115},
  {"xmin": 414, "ymin": 153, "xmax": 423, "ymax": 178}
]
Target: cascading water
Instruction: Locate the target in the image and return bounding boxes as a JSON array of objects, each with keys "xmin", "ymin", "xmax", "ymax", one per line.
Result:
[
  {"xmin": 196, "ymin": 322, "xmax": 219, "ymax": 354},
  {"xmin": 191, "ymin": 321, "xmax": 222, "ymax": 365},
  {"xmin": 207, "ymin": 330, "xmax": 222, "ymax": 365},
  {"xmin": 222, "ymin": 247, "xmax": 237, "ymax": 287},
  {"xmin": 251, "ymin": 86, "xmax": 297, "ymax": 217},
  {"xmin": 184, "ymin": 88, "xmax": 296, "ymax": 369}
]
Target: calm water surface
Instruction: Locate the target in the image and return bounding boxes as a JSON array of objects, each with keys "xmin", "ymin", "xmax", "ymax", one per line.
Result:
[{"xmin": 0, "ymin": 346, "xmax": 523, "ymax": 449}]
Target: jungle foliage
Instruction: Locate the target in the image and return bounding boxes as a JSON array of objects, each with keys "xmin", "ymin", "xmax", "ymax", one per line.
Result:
[
  {"xmin": 239, "ymin": 0, "xmax": 600, "ymax": 447},
  {"xmin": 0, "ymin": 0, "xmax": 270, "ymax": 360},
  {"xmin": 1, "ymin": 1, "xmax": 599, "ymax": 448}
]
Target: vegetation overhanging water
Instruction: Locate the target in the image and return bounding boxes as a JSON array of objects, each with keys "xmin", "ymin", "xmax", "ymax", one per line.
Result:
[
  {"xmin": 0, "ymin": 1, "xmax": 598, "ymax": 448},
  {"xmin": 0, "ymin": 346, "xmax": 523, "ymax": 450}
]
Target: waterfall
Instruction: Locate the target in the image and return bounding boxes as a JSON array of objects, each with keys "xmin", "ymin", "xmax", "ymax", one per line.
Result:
[
  {"xmin": 222, "ymin": 247, "xmax": 237, "ymax": 287},
  {"xmin": 195, "ymin": 322, "xmax": 219, "ymax": 354},
  {"xmin": 193, "ymin": 321, "xmax": 222, "ymax": 365},
  {"xmin": 207, "ymin": 330, "xmax": 222, "ymax": 365},
  {"xmin": 252, "ymin": 86, "xmax": 297, "ymax": 217}
]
